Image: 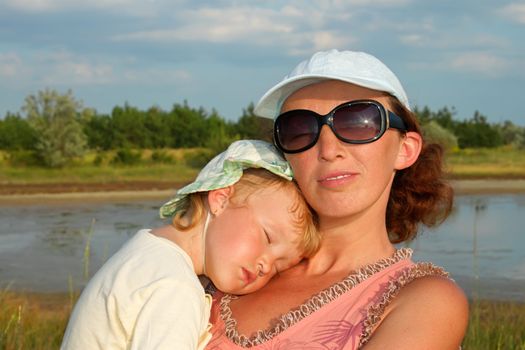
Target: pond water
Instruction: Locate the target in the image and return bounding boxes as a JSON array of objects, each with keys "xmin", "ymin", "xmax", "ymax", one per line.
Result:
[{"xmin": 0, "ymin": 194, "xmax": 524, "ymax": 301}]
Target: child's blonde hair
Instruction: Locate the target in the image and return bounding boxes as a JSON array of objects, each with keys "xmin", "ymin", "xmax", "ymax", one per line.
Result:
[{"xmin": 172, "ymin": 168, "xmax": 320, "ymax": 257}]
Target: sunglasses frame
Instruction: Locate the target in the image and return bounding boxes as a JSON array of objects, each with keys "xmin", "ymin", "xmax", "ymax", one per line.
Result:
[{"xmin": 274, "ymin": 99, "xmax": 407, "ymax": 154}]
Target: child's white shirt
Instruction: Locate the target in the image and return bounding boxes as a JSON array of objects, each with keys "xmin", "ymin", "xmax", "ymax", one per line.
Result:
[{"xmin": 61, "ymin": 229, "xmax": 212, "ymax": 350}]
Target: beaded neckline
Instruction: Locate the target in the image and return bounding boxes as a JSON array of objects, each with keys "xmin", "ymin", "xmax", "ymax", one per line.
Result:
[{"xmin": 219, "ymin": 248, "xmax": 413, "ymax": 347}]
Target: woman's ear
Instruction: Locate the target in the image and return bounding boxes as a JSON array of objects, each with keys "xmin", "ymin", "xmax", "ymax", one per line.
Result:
[
  {"xmin": 207, "ymin": 186, "xmax": 234, "ymax": 216},
  {"xmin": 395, "ymin": 131, "xmax": 422, "ymax": 170}
]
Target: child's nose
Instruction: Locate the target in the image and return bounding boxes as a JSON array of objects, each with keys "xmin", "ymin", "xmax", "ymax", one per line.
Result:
[{"xmin": 257, "ymin": 256, "xmax": 275, "ymax": 276}]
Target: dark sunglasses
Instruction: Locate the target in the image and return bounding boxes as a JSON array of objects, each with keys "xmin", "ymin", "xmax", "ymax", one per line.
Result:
[{"xmin": 274, "ymin": 99, "xmax": 407, "ymax": 154}]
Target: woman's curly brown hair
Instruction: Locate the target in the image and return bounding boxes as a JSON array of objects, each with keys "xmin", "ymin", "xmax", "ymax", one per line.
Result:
[{"xmin": 386, "ymin": 96, "xmax": 454, "ymax": 243}]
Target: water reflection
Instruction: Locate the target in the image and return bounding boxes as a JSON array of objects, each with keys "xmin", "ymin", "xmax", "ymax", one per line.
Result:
[
  {"xmin": 0, "ymin": 194, "xmax": 524, "ymax": 301},
  {"xmin": 409, "ymin": 194, "xmax": 525, "ymax": 301}
]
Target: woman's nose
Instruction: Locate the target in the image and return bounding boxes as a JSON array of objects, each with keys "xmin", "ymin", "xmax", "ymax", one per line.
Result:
[{"xmin": 317, "ymin": 125, "xmax": 345, "ymax": 161}]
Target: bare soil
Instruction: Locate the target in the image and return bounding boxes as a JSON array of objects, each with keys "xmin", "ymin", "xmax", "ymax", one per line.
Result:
[{"xmin": 0, "ymin": 181, "xmax": 188, "ymax": 195}]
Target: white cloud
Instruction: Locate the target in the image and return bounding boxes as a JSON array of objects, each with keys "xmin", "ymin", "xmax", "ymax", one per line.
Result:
[
  {"xmin": 1, "ymin": 0, "xmax": 179, "ymax": 17},
  {"xmin": 30, "ymin": 50, "xmax": 114, "ymax": 85},
  {"xmin": 0, "ymin": 52, "xmax": 33, "ymax": 87},
  {"xmin": 399, "ymin": 31, "xmax": 510, "ymax": 51},
  {"xmin": 295, "ymin": 0, "xmax": 411, "ymax": 8},
  {"xmin": 122, "ymin": 68, "xmax": 191, "ymax": 85},
  {"xmin": 0, "ymin": 49, "xmax": 192, "ymax": 89},
  {"xmin": 43, "ymin": 61, "xmax": 115, "ymax": 85},
  {"xmin": 449, "ymin": 52, "xmax": 510, "ymax": 77},
  {"xmin": 0, "ymin": 52, "xmax": 25, "ymax": 77},
  {"xmin": 113, "ymin": 7, "xmax": 294, "ymax": 43},
  {"xmin": 406, "ymin": 51, "xmax": 515, "ymax": 78},
  {"xmin": 112, "ymin": 5, "xmax": 358, "ymax": 56},
  {"xmin": 399, "ymin": 34, "xmax": 425, "ymax": 46},
  {"xmin": 498, "ymin": 2, "xmax": 525, "ymax": 24}
]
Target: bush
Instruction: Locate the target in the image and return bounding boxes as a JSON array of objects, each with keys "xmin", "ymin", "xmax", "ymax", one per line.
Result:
[
  {"xmin": 183, "ymin": 149, "xmax": 216, "ymax": 168},
  {"xmin": 92, "ymin": 153, "xmax": 106, "ymax": 166},
  {"xmin": 150, "ymin": 150, "xmax": 174, "ymax": 163},
  {"xmin": 6, "ymin": 150, "xmax": 42, "ymax": 166},
  {"xmin": 422, "ymin": 121, "xmax": 458, "ymax": 152},
  {"xmin": 111, "ymin": 148, "xmax": 142, "ymax": 165},
  {"xmin": 24, "ymin": 89, "xmax": 88, "ymax": 167}
]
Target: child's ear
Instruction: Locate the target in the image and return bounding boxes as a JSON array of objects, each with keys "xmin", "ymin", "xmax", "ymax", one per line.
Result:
[
  {"xmin": 207, "ymin": 186, "xmax": 234, "ymax": 216},
  {"xmin": 395, "ymin": 131, "xmax": 422, "ymax": 170}
]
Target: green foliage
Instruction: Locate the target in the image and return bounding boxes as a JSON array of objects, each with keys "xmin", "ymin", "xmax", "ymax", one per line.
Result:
[
  {"xmin": 234, "ymin": 102, "xmax": 273, "ymax": 142},
  {"xmin": 422, "ymin": 120, "xmax": 458, "ymax": 152},
  {"xmin": 415, "ymin": 105, "xmax": 457, "ymax": 131},
  {"xmin": 454, "ymin": 111, "xmax": 503, "ymax": 148},
  {"xmin": 82, "ymin": 113, "xmax": 113, "ymax": 150},
  {"xmin": 150, "ymin": 149, "xmax": 174, "ymax": 163},
  {"xmin": 5, "ymin": 150, "xmax": 41, "ymax": 166},
  {"xmin": 0, "ymin": 113, "xmax": 37, "ymax": 150},
  {"xmin": 111, "ymin": 148, "xmax": 142, "ymax": 165},
  {"xmin": 3, "ymin": 89, "xmax": 524, "ymax": 155},
  {"xmin": 205, "ymin": 112, "xmax": 237, "ymax": 153},
  {"xmin": 92, "ymin": 152, "xmax": 106, "ymax": 166},
  {"xmin": 496, "ymin": 120, "xmax": 525, "ymax": 149},
  {"xmin": 414, "ymin": 106, "xmax": 518, "ymax": 149},
  {"xmin": 23, "ymin": 89, "xmax": 88, "ymax": 167},
  {"xmin": 183, "ymin": 148, "xmax": 216, "ymax": 168}
]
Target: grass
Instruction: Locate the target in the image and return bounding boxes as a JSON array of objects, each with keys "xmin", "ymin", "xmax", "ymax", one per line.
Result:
[
  {"xmin": 0, "ymin": 148, "xmax": 204, "ymax": 185},
  {"xmin": 1, "ymin": 146, "xmax": 524, "ymax": 186},
  {"xmin": 0, "ymin": 290, "xmax": 74, "ymax": 350},
  {"xmin": 462, "ymin": 300, "xmax": 525, "ymax": 350},
  {"xmin": 1, "ymin": 290, "xmax": 523, "ymax": 349},
  {"xmin": 446, "ymin": 146, "xmax": 525, "ymax": 179},
  {"xmin": 0, "ymin": 163, "xmax": 199, "ymax": 184}
]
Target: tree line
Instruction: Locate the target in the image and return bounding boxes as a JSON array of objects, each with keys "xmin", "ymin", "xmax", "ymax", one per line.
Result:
[{"xmin": 0, "ymin": 89, "xmax": 523, "ymax": 167}]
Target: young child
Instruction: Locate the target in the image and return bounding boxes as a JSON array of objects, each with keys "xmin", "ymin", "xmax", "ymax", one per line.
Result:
[{"xmin": 60, "ymin": 140, "xmax": 320, "ymax": 350}]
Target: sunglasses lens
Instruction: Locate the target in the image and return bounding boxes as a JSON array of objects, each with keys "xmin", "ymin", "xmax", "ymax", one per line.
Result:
[
  {"xmin": 333, "ymin": 103, "xmax": 382, "ymax": 141},
  {"xmin": 276, "ymin": 111, "xmax": 318, "ymax": 152}
]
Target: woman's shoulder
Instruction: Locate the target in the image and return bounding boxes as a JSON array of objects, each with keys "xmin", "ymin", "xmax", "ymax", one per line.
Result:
[
  {"xmin": 362, "ymin": 263, "xmax": 469, "ymax": 349},
  {"xmin": 394, "ymin": 271, "xmax": 468, "ymax": 315}
]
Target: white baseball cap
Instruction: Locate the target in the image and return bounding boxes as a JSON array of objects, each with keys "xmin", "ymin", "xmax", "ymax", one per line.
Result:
[{"xmin": 254, "ymin": 49, "xmax": 410, "ymax": 119}]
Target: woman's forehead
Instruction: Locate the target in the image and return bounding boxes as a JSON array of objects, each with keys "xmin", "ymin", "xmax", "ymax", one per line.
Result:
[{"xmin": 281, "ymin": 80, "xmax": 391, "ymax": 114}]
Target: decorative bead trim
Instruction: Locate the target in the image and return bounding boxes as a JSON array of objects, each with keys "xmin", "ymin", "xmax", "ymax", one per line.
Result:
[
  {"xmin": 358, "ymin": 262, "xmax": 450, "ymax": 348},
  {"xmin": 219, "ymin": 248, "xmax": 413, "ymax": 348}
]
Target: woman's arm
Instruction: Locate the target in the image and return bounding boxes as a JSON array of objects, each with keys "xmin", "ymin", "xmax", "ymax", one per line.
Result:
[{"xmin": 363, "ymin": 276, "xmax": 469, "ymax": 349}]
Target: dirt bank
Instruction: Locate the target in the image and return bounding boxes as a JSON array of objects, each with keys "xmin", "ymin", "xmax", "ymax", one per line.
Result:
[{"xmin": 0, "ymin": 179, "xmax": 524, "ymax": 205}]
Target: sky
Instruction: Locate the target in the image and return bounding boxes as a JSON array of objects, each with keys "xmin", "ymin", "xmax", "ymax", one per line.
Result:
[{"xmin": 0, "ymin": 0, "xmax": 524, "ymax": 125}]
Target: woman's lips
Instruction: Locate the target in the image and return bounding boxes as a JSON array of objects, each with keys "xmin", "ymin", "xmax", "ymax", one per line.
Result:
[
  {"xmin": 317, "ymin": 172, "xmax": 355, "ymax": 187},
  {"xmin": 241, "ymin": 268, "xmax": 257, "ymax": 285}
]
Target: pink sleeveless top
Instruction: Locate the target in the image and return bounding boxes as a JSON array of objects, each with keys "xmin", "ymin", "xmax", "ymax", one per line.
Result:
[{"xmin": 206, "ymin": 249, "xmax": 449, "ymax": 349}]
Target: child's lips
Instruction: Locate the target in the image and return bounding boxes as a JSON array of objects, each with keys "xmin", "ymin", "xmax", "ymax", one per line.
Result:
[{"xmin": 241, "ymin": 267, "xmax": 257, "ymax": 285}]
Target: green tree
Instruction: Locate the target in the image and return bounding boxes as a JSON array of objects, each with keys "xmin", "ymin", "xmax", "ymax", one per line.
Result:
[
  {"xmin": 144, "ymin": 106, "xmax": 172, "ymax": 148},
  {"xmin": 455, "ymin": 111, "xmax": 503, "ymax": 148},
  {"xmin": 23, "ymin": 89, "xmax": 88, "ymax": 167},
  {"xmin": 496, "ymin": 120, "xmax": 524, "ymax": 148},
  {"xmin": 422, "ymin": 121, "xmax": 458, "ymax": 152},
  {"xmin": 82, "ymin": 113, "xmax": 113, "ymax": 150},
  {"xmin": 205, "ymin": 111, "xmax": 237, "ymax": 153},
  {"xmin": 169, "ymin": 102, "xmax": 208, "ymax": 148},
  {"xmin": 0, "ymin": 112, "xmax": 37, "ymax": 150},
  {"xmin": 234, "ymin": 103, "xmax": 273, "ymax": 142},
  {"xmin": 111, "ymin": 104, "xmax": 150, "ymax": 148},
  {"xmin": 414, "ymin": 106, "xmax": 457, "ymax": 132}
]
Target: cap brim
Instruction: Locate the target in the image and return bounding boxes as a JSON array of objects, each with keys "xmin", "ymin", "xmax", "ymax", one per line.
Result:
[{"xmin": 254, "ymin": 74, "xmax": 406, "ymax": 119}]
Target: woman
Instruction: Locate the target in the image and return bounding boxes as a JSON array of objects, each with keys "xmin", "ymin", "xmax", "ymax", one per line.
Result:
[{"xmin": 206, "ymin": 49, "xmax": 468, "ymax": 349}]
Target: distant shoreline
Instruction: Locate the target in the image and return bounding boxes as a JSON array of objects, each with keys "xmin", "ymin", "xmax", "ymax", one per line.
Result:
[{"xmin": 1, "ymin": 179, "xmax": 524, "ymax": 205}]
